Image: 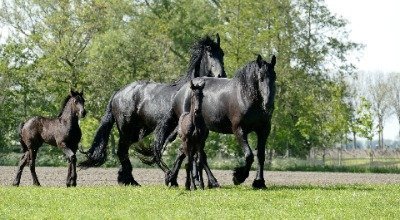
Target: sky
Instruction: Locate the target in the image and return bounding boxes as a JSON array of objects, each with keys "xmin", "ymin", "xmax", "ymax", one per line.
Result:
[{"xmin": 325, "ymin": 0, "xmax": 400, "ymax": 140}]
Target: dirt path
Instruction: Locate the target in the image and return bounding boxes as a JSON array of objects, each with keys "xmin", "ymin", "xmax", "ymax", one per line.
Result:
[{"xmin": 1, "ymin": 166, "xmax": 399, "ymax": 187}]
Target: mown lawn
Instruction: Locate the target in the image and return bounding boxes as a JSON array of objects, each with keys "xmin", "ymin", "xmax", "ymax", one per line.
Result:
[{"xmin": 1, "ymin": 184, "xmax": 399, "ymax": 219}]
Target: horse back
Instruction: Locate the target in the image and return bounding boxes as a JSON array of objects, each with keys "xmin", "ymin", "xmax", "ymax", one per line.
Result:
[{"xmin": 114, "ymin": 82, "xmax": 181, "ymax": 130}]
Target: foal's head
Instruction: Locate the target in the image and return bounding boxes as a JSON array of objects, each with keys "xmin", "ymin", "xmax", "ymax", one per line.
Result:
[
  {"xmin": 60, "ymin": 90, "xmax": 87, "ymax": 118},
  {"xmin": 189, "ymin": 80, "xmax": 205, "ymax": 117}
]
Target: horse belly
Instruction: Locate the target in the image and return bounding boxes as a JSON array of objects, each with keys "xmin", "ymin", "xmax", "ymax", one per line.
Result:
[{"xmin": 204, "ymin": 116, "xmax": 232, "ymax": 134}]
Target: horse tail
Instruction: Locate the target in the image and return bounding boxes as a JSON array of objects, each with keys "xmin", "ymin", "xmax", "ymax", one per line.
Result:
[
  {"xmin": 79, "ymin": 93, "xmax": 116, "ymax": 168},
  {"xmin": 18, "ymin": 122, "xmax": 28, "ymax": 152}
]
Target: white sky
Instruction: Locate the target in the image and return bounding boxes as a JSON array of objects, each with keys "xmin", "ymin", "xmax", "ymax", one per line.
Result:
[{"xmin": 325, "ymin": 0, "xmax": 400, "ymax": 140}]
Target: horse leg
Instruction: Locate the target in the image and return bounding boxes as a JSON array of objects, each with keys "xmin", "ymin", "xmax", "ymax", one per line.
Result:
[
  {"xmin": 252, "ymin": 128, "xmax": 269, "ymax": 189},
  {"xmin": 184, "ymin": 161, "xmax": 191, "ymax": 190},
  {"xmin": 197, "ymin": 150, "xmax": 205, "ymax": 190},
  {"xmin": 29, "ymin": 148, "xmax": 40, "ymax": 186},
  {"xmin": 186, "ymin": 149, "xmax": 196, "ymax": 190},
  {"xmin": 166, "ymin": 146, "xmax": 186, "ymax": 187},
  {"xmin": 198, "ymin": 149, "xmax": 220, "ymax": 189},
  {"xmin": 232, "ymin": 127, "xmax": 253, "ymax": 185},
  {"xmin": 117, "ymin": 136, "xmax": 140, "ymax": 186},
  {"xmin": 191, "ymin": 151, "xmax": 199, "ymax": 190},
  {"xmin": 12, "ymin": 151, "xmax": 29, "ymax": 186},
  {"xmin": 62, "ymin": 147, "xmax": 77, "ymax": 187}
]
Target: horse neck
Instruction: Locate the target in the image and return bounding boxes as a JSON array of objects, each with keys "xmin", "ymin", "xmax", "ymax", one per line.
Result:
[
  {"xmin": 59, "ymin": 101, "xmax": 79, "ymax": 124},
  {"xmin": 235, "ymin": 75, "xmax": 259, "ymax": 103}
]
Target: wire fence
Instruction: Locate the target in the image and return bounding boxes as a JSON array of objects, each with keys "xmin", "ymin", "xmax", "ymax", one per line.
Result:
[{"xmin": 265, "ymin": 148, "xmax": 400, "ymax": 170}]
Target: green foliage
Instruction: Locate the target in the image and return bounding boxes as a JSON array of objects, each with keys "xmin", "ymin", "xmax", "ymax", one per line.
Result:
[
  {"xmin": 1, "ymin": 185, "xmax": 400, "ymax": 219},
  {"xmin": 1, "ymin": 0, "xmax": 361, "ymax": 161},
  {"xmin": 352, "ymin": 97, "xmax": 374, "ymax": 142}
]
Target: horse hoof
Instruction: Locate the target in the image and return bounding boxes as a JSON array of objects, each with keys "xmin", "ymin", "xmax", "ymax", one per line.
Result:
[
  {"xmin": 165, "ymin": 172, "xmax": 180, "ymax": 187},
  {"xmin": 130, "ymin": 179, "xmax": 141, "ymax": 187},
  {"xmin": 12, "ymin": 181, "xmax": 20, "ymax": 186},
  {"xmin": 233, "ymin": 166, "xmax": 249, "ymax": 185},
  {"xmin": 252, "ymin": 179, "xmax": 267, "ymax": 189},
  {"xmin": 208, "ymin": 181, "xmax": 220, "ymax": 189}
]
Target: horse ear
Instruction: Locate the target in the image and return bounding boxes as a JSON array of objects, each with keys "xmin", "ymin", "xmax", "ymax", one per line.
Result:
[
  {"xmin": 256, "ymin": 54, "xmax": 263, "ymax": 67},
  {"xmin": 70, "ymin": 89, "xmax": 76, "ymax": 96},
  {"xmin": 216, "ymin": 33, "xmax": 220, "ymax": 46},
  {"xmin": 270, "ymin": 55, "xmax": 276, "ymax": 68}
]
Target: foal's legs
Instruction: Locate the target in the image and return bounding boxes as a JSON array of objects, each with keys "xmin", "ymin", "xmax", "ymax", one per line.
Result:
[
  {"xmin": 29, "ymin": 147, "xmax": 40, "ymax": 186},
  {"xmin": 232, "ymin": 127, "xmax": 254, "ymax": 185},
  {"xmin": 186, "ymin": 147, "xmax": 197, "ymax": 190},
  {"xmin": 117, "ymin": 135, "xmax": 140, "ymax": 186},
  {"xmin": 197, "ymin": 149, "xmax": 205, "ymax": 190},
  {"xmin": 62, "ymin": 146, "xmax": 77, "ymax": 187},
  {"xmin": 167, "ymin": 147, "xmax": 220, "ymax": 188},
  {"xmin": 12, "ymin": 150, "xmax": 29, "ymax": 186}
]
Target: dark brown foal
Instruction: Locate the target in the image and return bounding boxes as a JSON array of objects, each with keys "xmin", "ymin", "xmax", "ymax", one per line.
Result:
[
  {"xmin": 13, "ymin": 90, "xmax": 86, "ymax": 187},
  {"xmin": 177, "ymin": 80, "xmax": 208, "ymax": 190}
]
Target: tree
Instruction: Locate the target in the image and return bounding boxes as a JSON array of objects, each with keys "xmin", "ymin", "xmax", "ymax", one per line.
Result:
[
  {"xmin": 387, "ymin": 73, "xmax": 400, "ymax": 137},
  {"xmin": 364, "ymin": 73, "xmax": 391, "ymax": 148},
  {"xmin": 0, "ymin": 0, "xmax": 362, "ymax": 163}
]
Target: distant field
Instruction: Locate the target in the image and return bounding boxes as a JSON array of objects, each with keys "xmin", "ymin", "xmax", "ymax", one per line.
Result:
[{"xmin": 1, "ymin": 184, "xmax": 400, "ymax": 219}]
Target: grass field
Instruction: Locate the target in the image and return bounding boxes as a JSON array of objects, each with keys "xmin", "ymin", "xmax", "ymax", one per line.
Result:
[{"xmin": 1, "ymin": 184, "xmax": 399, "ymax": 219}]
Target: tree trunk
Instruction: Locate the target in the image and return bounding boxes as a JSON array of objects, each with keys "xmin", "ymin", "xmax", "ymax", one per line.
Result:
[{"xmin": 378, "ymin": 115, "xmax": 384, "ymax": 149}]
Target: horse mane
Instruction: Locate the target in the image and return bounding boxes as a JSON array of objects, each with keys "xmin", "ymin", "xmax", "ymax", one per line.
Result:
[
  {"xmin": 57, "ymin": 94, "xmax": 72, "ymax": 117},
  {"xmin": 232, "ymin": 60, "xmax": 261, "ymax": 99},
  {"xmin": 172, "ymin": 36, "xmax": 220, "ymax": 86},
  {"xmin": 233, "ymin": 60, "xmax": 259, "ymax": 82}
]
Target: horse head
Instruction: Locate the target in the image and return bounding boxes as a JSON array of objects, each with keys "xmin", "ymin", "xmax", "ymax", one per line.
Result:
[
  {"xmin": 255, "ymin": 54, "xmax": 277, "ymax": 112},
  {"xmin": 189, "ymin": 79, "xmax": 205, "ymax": 117},
  {"xmin": 191, "ymin": 34, "xmax": 226, "ymax": 79},
  {"xmin": 70, "ymin": 89, "xmax": 87, "ymax": 118}
]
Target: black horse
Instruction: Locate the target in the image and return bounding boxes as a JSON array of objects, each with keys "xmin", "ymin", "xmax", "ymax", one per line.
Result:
[
  {"xmin": 13, "ymin": 90, "xmax": 86, "ymax": 187},
  {"xmin": 79, "ymin": 35, "xmax": 225, "ymax": 186},
  {"xmin": 154, "ymin": 55, "xmax": 276, "ymax": 189}
]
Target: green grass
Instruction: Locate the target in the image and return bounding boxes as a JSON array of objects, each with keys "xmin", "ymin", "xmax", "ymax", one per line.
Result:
[{"xmin": 1, "ymin": 184, "xmax": 400, "ymax": 219}]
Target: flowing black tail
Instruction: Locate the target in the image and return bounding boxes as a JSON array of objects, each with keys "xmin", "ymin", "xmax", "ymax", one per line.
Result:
[{"xmin": 79, "ymin": 93, "xmax": 116, "ymax": 168}]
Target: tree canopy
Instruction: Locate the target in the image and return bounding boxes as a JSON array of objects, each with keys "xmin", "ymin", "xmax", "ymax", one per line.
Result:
[{"xmin": 1, "ymin": 0, "xmax": 362, "ymax": 158}]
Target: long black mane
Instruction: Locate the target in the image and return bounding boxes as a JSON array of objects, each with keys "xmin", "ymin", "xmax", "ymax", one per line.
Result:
[
  {"xmin": 172, "ymin": 36, "xmax": 223, "ymax": 86},
  {"xmin": 232, "ymin": 60, "xmax": 261, "ymax": 99}
]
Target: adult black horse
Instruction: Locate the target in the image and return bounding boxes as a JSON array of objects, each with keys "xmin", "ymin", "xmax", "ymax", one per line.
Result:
[
  {"xmin": 79, "ymin": 35, "xmax": 226, "ymax": 186},
  {"xmin": 154, "ymin": 55, "xmax": 276, "ymax": 189}
]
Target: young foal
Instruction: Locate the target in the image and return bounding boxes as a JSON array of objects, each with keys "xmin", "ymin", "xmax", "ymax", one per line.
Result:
[
  {"xmin": 177, "ymin": 80, "xmax": 207, "ymax": 190},
  {"xmin": 13, "ymin": 90, "xmax": 86, "ymax": 187}
]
